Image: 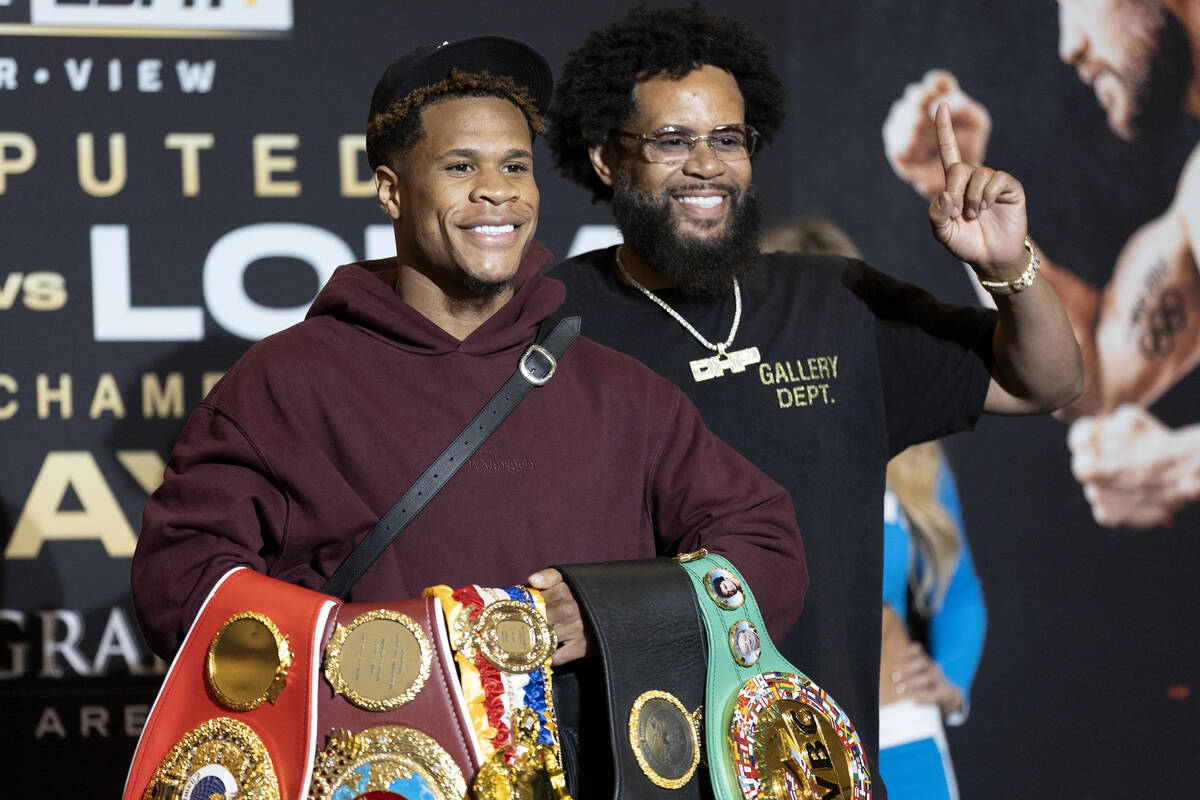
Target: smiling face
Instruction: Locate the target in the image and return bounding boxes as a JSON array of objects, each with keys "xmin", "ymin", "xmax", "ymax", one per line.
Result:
[
  {"xmin": 617, "ymin": 64, "xmax": 751, "ymax": 239},
  {"xmin": 1057, "ymin": 0, "xmax": 1193, "ymax": 139},
  {"xmin": 591, "ymin": 64, "xmax": 763, "ymax": 296},
  {"xmin": 381, "ymin": 95, "xmax": 538, "ymax": 300}
]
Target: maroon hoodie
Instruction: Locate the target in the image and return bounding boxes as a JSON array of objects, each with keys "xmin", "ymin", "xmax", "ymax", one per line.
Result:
[{"xmin": 132, "ymin": 243, "xmax": 806, "ymax": 656}]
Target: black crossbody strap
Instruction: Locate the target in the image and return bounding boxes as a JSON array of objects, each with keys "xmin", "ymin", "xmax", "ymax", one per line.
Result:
[{"xmin": 320, "ymin": 315, "xmax": 581, "ymax": 600}]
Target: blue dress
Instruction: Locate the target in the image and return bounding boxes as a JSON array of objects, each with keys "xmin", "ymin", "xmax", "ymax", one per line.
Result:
[{"xmin": 879, "ymin": 458, "xmax": 986, "ymax": 799}]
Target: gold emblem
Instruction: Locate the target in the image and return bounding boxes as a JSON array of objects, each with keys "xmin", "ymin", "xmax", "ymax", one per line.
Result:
[
  {"xmin": 323, "ymin": 609, "xmax": 431, "ymax": 711},
  {"xmin": 206, "ymin": 611, "xmax": 293, "ymax": 712},
  {"xmin": 143, "ymin": 717, "xmax": 279, "ymax": 800},
  {"xmin": 473, "ymin": 707, "xmax": 572, "ymax": 800},
  {"xmin": 729, "ymin": 672, "xmax": 870, "ymax": 800},
  {"xmin": 627, "ymin": 690, "xmax": 700, "ymax": 789},
  {"xmin": 673, "ymin": 549, "xmax": 708, "ymax": 563},
  {"xmin": 753, "ymin": 701, "xmax": 857, "ymax": 800},
  {"xmin": 464, "ymin": 599, "xmax": 556, "ymax": 674},
  {"xmin": 307, "ymin": 725, "xmax": 466, "ymax": 800}
]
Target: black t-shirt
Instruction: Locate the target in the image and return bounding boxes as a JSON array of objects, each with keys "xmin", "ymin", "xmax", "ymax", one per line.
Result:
[{"xmin": 549, "ymin": 246, "xmax": 996, "ymax": 780}]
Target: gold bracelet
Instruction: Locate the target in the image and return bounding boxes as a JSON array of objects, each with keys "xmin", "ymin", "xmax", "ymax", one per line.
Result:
[{"xmin": 978, "ymin": 236, "xmax": 1040, "ymax": 295}]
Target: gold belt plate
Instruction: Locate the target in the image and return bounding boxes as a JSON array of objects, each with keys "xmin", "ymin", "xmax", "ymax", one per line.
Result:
[
  {"xmin": 206, "ymin": 611, "xmax": 294, "ymax": 712},
  {"xmin": 323, "ymin": 609, "xmax": 432, "ymax": 711}
]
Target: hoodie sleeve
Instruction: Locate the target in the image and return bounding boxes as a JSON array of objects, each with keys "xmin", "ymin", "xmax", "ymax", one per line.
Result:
[
  {"xmin": 131, "ymin": 403, "xmax": 289, "ymax": 657},
  {"xmin": 646, "ymin": 390, "xmax": 807, "ymax": 640}
]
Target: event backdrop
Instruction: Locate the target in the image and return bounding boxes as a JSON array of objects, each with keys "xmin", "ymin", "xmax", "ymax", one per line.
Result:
[{"xmin": 1, "ymin": 1, "xmax": 1196, "ymax": 796}]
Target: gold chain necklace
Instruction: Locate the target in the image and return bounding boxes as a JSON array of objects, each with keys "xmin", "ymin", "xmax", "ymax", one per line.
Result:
[{"xmin": 615, "ymin": 247, "xmax": 761, "ymax": 382}]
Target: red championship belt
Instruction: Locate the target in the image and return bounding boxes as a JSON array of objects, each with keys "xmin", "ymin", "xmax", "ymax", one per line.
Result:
[
  {"xmin": 308, "ymin": 596, "xmax": 479, "ymax": 800},
  {"xmin": 123, "ymin": 567, "xmax": 339, "ymax": 800}
]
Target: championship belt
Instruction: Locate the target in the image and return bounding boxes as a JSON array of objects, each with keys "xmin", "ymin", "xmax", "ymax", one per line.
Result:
[
  {"xmin": 425, "ymin": 583, "xmax": 569, "ymax": 800},
  {"xmin": 123, "ymin": 567, "xmax": 339, "ymax": 800},
  {"xmin": 555, "ymin": 560, "xmax": 705, "ymax": 799},
  {"xmin": 310, "ymin": 595, "xmax": 479, "ymax": 800},
  {"xmin": 675, "ymin": 552, "xmax": 870, "ymax": 800}
]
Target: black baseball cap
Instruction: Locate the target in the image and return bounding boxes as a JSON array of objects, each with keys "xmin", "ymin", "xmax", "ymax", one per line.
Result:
[{"xmin": 367, "ymin": 35, "xmax": 553, "ymax": 123}]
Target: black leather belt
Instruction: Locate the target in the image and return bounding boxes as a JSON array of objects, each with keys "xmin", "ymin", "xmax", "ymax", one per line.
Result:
[{"xmin": 557, "ymin": 559, "xmax": 708, "ymax": 800}]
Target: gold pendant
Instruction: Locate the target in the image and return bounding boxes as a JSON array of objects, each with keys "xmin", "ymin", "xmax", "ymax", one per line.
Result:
[
  {"xmin": 472, "ymin": 708, "xmax": 572, "ymax": 800},
  {"xmin": 690, "ymin": 346, "xmax": 761, "ymax": 382}
]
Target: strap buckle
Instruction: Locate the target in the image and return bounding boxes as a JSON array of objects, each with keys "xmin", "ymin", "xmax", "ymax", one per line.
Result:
[{"xmin": 519, "ymin": 344, "xmax": 557, "ymax": 386}]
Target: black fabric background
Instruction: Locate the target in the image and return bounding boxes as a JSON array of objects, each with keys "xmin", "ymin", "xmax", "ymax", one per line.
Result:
[{"xmin": 0, "ymin": 1, "xmax": 1195, "ymax": 796}]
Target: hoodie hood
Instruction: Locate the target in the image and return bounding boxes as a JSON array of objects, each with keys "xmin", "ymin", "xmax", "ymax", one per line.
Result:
[{"xmin": 306, "ymin": 240, "xmax": 562, "ymax": 356}]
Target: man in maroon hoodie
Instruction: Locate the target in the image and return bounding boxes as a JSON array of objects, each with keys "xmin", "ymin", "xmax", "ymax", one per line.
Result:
[{"xmin": 130, "ymin": 37, "xmax": 805, "ymax": 679}]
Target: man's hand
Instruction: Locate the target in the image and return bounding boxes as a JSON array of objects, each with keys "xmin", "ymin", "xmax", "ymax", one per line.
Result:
[
  {"xmin": 528, "ymin": 568, "xmax": 595, "ymax": 666},
  {"xmin": 1068, "ymin": 405, "xmax": 1200, "ymax": 528},
  {"xmin": 928, "ymin": 101, "xmax": 1028, "ymax": 280},
  {"xmin": 883, "ymin": 69, "xmax": 992, "ymax": 201}
]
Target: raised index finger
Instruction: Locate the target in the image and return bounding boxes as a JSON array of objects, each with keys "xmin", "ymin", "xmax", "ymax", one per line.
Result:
[{"xmin": 934, "ymin": 101, "xmax": 962, "ymax": 170}]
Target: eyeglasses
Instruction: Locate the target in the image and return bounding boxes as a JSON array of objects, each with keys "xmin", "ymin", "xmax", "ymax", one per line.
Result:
[{"xmin": 611, "ymin": 124, "xmax": 760, "ymax": 165}]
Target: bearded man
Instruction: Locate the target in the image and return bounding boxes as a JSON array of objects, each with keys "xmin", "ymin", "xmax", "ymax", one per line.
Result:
[{"xmin": 547, "ymin": 4, "xmax": 1082, "ymax": 783}]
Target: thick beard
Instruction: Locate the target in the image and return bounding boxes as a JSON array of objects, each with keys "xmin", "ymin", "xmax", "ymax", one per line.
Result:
[
  {"xmin": 611, "ymin": 171, "xmax": 763, "ymax": 298},
  {"xmin": 1122, "ymin": 6, "xmax": 1192, "ymax": 138}
]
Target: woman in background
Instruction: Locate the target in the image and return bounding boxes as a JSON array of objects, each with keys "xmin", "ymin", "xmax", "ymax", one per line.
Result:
[{"xmin": 879, "ymin": 440, "xmax": 986, "ymax": 800}]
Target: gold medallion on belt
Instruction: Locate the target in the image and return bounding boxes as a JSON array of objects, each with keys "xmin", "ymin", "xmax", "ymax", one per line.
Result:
[
  {"xmin": 323, "ymin": 609, "xmax": 432, "ymax": 711},
  {"xmin": 206, "ymin": 611, "xmax": 294, "ymax": 712}
]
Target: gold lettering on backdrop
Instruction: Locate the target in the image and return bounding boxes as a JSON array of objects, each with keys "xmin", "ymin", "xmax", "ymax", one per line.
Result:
[
  {"xmin": 142, "ymin": 371, "xmax": 185, "ymax": 418},
  {"xmin": 3, "ymin": 132, "xmax": 385, "ymax": 198},
  {"xmin": 758, "ymin": 357, "xmax": 839, "ymax": 408},
  {"xmin": 80, "ymin": 706, "xmax": 109, "ymax": 738},
  {"xmin": 0, "ymin": 374, "xmax": 16, "ymax": 419},
  {"xmin": 37, "ymin": 373, "xmax": 72, "ymax": 419},
  {"xmin": 88, "ymin": 373, "xmax": 126, "ymax": 419},
  {"xmin": 76, "ymin": 132, "xmax": 127, "ymax": 197},
  {"xmin": 338, "ymin": 134, "xmax": 374, "ymax": 197},
  {"xmin": 0, "ymin": 131, "xmax": 36, "ymax": 194},
  {"xmin": 115, "ymin": 450, "xmax": 166, "ymax": 495},
  {"xmin": 253, "ymin": 133, "xmax": 302, "ymax": 197},
  {"xmin": 0, "ymin": 272, "xmax": 68, "ymax": 311},
  {"xmin": 202, "ymin": 371, "xmax": 226, "ymax": 396},
  {"xmin": 35, "ymin": 707, "xmax": 67, "ymax": 740},
  {"xmin": 6, "ymin": 451, "xmax": 139, "ymax": 558},
  {"xmin": 164, "ymin": 132, "xmax": 215, "ymax": 197},
  {"xmin": 1, "ymin": 372, "xmax": 222, "ymax": 421},
  {"xmin": 0, "ymin": 271, "xmax": 20, "ymax": 308}
]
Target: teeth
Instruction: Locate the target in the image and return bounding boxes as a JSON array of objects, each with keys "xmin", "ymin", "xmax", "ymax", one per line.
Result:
[
  {"xmin": 471, "ymin": 224, "xmax": 515, "ymax": 235},
  {"xmin": 677, "ymin": 196, "xmax": 723, "ymax": 208}
]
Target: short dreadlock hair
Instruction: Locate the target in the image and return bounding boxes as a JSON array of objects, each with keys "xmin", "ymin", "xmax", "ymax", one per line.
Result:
[
  {"xmin": 367, "ymin": 69, "xmax": 546, "ymax": 170},
  {"xmin": 547, "ymin": 3, "xmax": 785, "ymax": 202}
]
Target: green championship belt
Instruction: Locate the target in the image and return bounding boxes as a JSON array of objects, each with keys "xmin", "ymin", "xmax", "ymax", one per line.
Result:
[{"xmin": 675, "ymin": 551, "xmax": 870, "ymax": 800}]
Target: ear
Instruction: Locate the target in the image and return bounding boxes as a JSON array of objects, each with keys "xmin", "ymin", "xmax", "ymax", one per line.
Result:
[
  {"xmin": 587, "ymin": 141, "xmax": 619, "ymax": 188},
  {"xmin": 374, "ymin": 164, "xmax": 403, "ymax": 220}
]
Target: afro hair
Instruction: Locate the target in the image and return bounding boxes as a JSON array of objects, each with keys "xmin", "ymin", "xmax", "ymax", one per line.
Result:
[{"xmin": 547, "ymin": 3, "xmax": 785, "ymax": 202}]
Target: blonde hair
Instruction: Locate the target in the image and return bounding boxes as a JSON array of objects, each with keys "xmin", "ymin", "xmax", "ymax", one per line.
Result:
[{"xmin": 887, "ymin": 440, "xmax": 960, "ymax": 615}]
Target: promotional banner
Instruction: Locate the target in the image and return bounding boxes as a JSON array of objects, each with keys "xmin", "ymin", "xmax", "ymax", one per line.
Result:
[{"xmin": 1, "ymin": 1, "xmax": 1195, "ymax": 796}]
